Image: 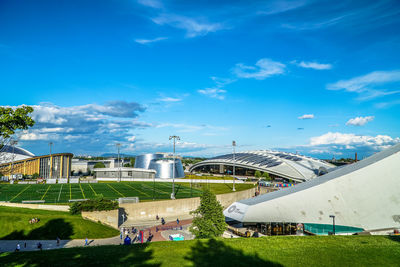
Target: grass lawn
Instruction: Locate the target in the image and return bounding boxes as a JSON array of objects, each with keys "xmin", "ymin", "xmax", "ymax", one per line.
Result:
[
  {"xmin": 0, "ymin": 236, "xmax": 399, "ymax": 266},
  {"xmin": 0, "ymin": 206, "xmax": 119, "ymax": 240},
  {"xmin": 0, "ymin": 182, "xmax": 255, "ymax": 204}
]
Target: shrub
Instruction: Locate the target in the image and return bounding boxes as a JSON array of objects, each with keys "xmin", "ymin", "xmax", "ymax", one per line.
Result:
[{"xmin": 69, "ymin": 198, "xmax": 119, "ymax": 215}]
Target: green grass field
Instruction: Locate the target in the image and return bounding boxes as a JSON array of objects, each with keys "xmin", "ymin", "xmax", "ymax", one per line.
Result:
[
  {"xmin": 0, "ymin": 182, "xmax": 255, "ymax": 204},
  {"xmin": 0, "ymin": 206, "xmax": 119, "ymax": 240},
  {"xmin": 0, "ymin": 236, "xmax": 399, "ymax": 266}
]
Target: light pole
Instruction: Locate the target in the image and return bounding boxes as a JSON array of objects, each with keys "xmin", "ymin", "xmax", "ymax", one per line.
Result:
[
  {"xmin": 10, "ymin": 139, "xmax": 18, "ymax": 180},
  {"xmin": 116, "ymin": 143, "xmax": 121, "ymax": 182},
  {"xmin": 329, "ymin": 215, "xmax": 336, "ymax": 235},
  {"xmin": 49, "ymin": 142, "xmax": 53, "ymax": 179},
  {"xmin": 169, "ymin": 135, "xmax": 180, "ymax": 199},
  {"xmin": 232, "ymin": 140, "xmax": 236, "ymax": 192}
]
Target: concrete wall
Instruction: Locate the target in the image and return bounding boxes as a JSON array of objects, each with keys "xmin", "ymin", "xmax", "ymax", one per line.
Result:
[
  {"xmin": 120, "ymin": 187, "xmax": 272, "ymax": 225},
  {"xmin": 81, "ymin": 209, "xmax": 119, "ymax": 229},
  {"xmin": 0, "ymin": 202, "xmax": 69, "ymax": 212}
]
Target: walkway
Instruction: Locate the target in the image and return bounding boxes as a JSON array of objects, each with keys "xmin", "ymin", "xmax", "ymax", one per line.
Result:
[{"xmin": 0, "ymin": 219, "xmax": 194, "ymax": 253}]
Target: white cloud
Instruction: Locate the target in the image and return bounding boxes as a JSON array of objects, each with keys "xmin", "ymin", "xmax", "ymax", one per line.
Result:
[
  {"xmin": 137, "ymin": 0, "xmax": 163, "ymax": 9},
  {"xmin": 156, "ymin": 123, "xmax": 227, "ymax": 133},
  {"xmin": 292, "ymin": 60, "xmax": 332, "ymax": 70},
  {"xmin": 152, "ymin": 14, "xmax": 224, "ymax": 37},
  {"xmin": 158, "ymin": 97, "xmax": 182, "ymax": 102},
  {"xmin": 309, "ymin": 132, "xmax": 397, "ymax": 148},
  {"xmin": 298, "ymin": 114, "xmax": 314, "ymax": 120},
  {"xmin": 20, "ymin": 132, "xmax": 50, "ymax": 141},
  {"xmin": 233, "ymin": 58, "xmax": 286, "ymax": 80},
  {"xmin": 198, "ymin": 88, "xmax": 227, "ymax": 100},
  {"xmin": 134, "ymin": 37, "xmax": 168, "ymax": 44},
  {"xmin": 127, "ymin": 136, "xmax": 136, "ymax": 142},
  {"xmin": 327, "ymin": 70, "xmax": 400, "ymax": 100},
  {"xmin": 346, "ymin": 116, "xmax": 374, "ymax": 126}
]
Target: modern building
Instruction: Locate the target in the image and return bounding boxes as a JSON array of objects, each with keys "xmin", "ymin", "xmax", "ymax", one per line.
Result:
[
  {"xmin": 0, "ymin": 149, "xmax": 73, "ymax": 179},
  {"xmin": 135, "ymin": 153, "xmax": 185, "ymax": 179},
  {"xmin": 190, "ymin": 150, "xmax": 335, "ymax": 182},
  {"xmin": 224, "ymin": 143, "xmax": 400, "ymax": 235},
  {"xmin": 71, "ymin": 158, "xmax": 130, "ymax": 175},
  {"xmin": 93, "ymin": 167, "xmax": 156, "ymax": 181},
  {"xmin": 0, "ymin": 145, "xmax": 35, "ymax": 164}
]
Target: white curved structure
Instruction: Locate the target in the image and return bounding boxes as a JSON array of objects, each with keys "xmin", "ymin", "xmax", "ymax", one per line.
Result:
[
  {"xmin": 190, "ymin": 150, "xmax": 335, "ymax": 182},
  {"xmin": 224, "ymin": 144, "xmax": 400, "ymax": 234},
  {"xmin": 0, "ymin": 145, "xmax": 35, "ymax": 164}
]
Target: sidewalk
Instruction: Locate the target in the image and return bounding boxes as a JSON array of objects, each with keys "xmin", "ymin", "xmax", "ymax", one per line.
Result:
[{"xmin": 0, "ymin": 218, "xmax": 194, "ymax": 253}]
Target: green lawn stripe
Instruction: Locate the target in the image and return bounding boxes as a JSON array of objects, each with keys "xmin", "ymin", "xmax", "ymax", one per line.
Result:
[
  {"xmin": 41, "ymin": 185, "xmax": 52, "ymax": 200},
  {"xmin": 124, "ymin": 184, "xmax": 150, "ymax": 197},
  {"xmin": 57, "ymin": 184, "xmax": 63, "ymax": 202},
  {"xmin": 88, "ymin": 183, "xmax": 97, "ymax": 195},
  {"xmin": 140, "ymin": 183, "xmax": 168, "ymax": 196},
  {"xmin": 79, "ymin": 183, "xmax": 86, "ymax": 199},
  {"xmin": 69, "ymin": 183, "xmax": 72, "ymax": 200},
  {"xmin": 106, "ymin": 184, "xmax": 125, "ymax": 197},
  {"xmin": 9, "ymin": 185, "xmax": 31, "ymax": 202}
]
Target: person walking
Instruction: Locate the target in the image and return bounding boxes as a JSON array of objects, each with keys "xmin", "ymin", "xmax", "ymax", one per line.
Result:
[
  {"xmin": 15, "ymin": 243, "xmax": 20, "ymax": 252},
  {"xmin": 56, "ymin": 237, "xmax": 60, "ymax": 246},
  {"xmin": 176, "ymin": 218, "xmax": 180, "ymax": 225},
  {"xmin": 84, "ymin": 237, "xmax": 88, "ymax": 246}
]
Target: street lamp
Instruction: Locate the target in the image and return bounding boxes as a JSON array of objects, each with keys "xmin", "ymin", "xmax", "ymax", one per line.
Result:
[
  {"xmin": 329, "ymin": 215, "xmax": 336, "ymax": 235},
  {"xmin": 169, "ymin": 135, "xmax": 180, "ymax": 199},
  {"xmin": 116, "ymin": 143, "xmax": 121, "ymax": 182},
  {"xmin": 232, "ymin": 140, "xmax": 236, "ymax": 192}
]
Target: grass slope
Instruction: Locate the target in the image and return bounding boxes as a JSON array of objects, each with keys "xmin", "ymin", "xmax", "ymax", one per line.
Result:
[
  {"xmin": 0, "ymin": 182, "xmax": 254, "ymax": 204},
  {"xmin": 0, "ymin": 206, "xmax": 119, "ymax": 240},
  {"xmin": 0, "ymin": 236, "xmax": 399, "ymax": 266}
]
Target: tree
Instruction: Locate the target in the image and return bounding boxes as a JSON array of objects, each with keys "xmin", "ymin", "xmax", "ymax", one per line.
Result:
[
  {"xmin": 0, "ymin": 106, "xmax": 35, "ymax": 143},
  {"xmin": 93, "ymin": 162, "xmax": 105, "ymax": 168},
  {"xmin": 262, "ymin": 172, "xmax": 271, "ymax": 181},
  {"xmin": 130, "ymin": 157, "xmax": 135, "ymax": 167},
  {"xmin": 124, "ymin": 163, "xmax": 130, "ymax": 167},
  {"xmin": 190, "ymin": 189, "xmax": 227, "ymax": 239},
  {"xmin": 254, "ymin": 170, "xmax": 261, "ymax": 178}
]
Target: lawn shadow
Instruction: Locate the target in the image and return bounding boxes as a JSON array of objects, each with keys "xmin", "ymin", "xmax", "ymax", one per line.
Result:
[
  {"xmin": 386, "ymin": 235, "xmax": 400, "ymax": 243},
  {"xmin": 1, "ymin": 219, "xmax": 74, "ymax": 240},
  {"xmin": 185, "ymin": 238, "xmax": 282, "ymax": 267},
  {"xmin": 0, "ymin": 243, "xmax": 160, "ymax": 267}
]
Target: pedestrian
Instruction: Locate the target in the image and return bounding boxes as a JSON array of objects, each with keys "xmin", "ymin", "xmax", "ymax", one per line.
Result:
[
  {"xmin": 15, "ymin": 243, "xmax": 20, "ymax": 252},
  {"xmin": 176, "ymin": 218, "xmax": 180, "ymax": 225},
  {"xmin": 56, "ymin": 237, "xmax": 60, "ymax": 246},
  {"xmin": 120, "ymin": 232, "xmax": 123, "ymax": 240},
  {"xmin": 161, "ymin": 217, "xmax": 165, "ymax": 225},
  {"xmin": 24, "ymin": 242, "xmax": 27, "ymax": 248},
  {"xmin": 84, "ymin": 237, "xmax": 88, "ymax": 246},
  {"xmin": 37, "ymin": 242, "xmax": 42, "ymax": 251}
]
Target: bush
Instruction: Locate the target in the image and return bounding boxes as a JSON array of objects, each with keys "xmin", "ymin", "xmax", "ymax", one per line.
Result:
[
  {"xmin": 69, "ymin": 198, "xmax": 118, "ymax": 215},
  {"xmin": 93, "ymin": 162, "xmax": 106, "ymax": 168}
]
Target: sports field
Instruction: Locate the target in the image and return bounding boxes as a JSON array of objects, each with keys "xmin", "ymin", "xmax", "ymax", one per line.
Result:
[
  {"xmin": 0, "ymin": 182, "xmax": 254, "ymax": 204},
  {"xmin": 0, "ymin": 182, "xmax": 204, "ymax": 204}
]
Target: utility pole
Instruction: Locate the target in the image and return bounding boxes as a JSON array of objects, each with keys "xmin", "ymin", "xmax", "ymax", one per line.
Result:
[
  {"xmin": 329, "ymin": 215, "xmax": 336, "ymax": 235},
  {"xmin": 49, "ymin": 142, "xmax": 53, "ymax": 179},
  {"xmin": 169, "ymin": 135, "xmax": 180, "ymax": 199},
  {"xmin": 10, "ymin": 139, "xmax": 18, "ymax": 181},
  {"xmin": 232, "ymin": 140, "xmax": 236, "ymax": 191},
  {"xmin": 116, "ymin": 143, "xmax": 121, "ymax": 182}
]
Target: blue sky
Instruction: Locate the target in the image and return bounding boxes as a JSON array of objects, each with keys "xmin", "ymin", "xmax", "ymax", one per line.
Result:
[{"xmin": 1, "ymin": 0, "xmax": 400, "ymax": 158}]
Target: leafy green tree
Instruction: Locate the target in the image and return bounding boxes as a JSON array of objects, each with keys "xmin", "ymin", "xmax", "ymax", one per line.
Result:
[
  {"xmin": 130, "ymin": 158, "xmax": 135, "ymax": 167},
  {"xmin": 254, "ymin": 170, "xmax": 261, "ymax": 178},
  {"xmin": 262, "ymin": 172, "xmax": 271, "ymax": 181},
  {"xmin": 32, "ymin": 173, "xmax": 39, "ymax": 179},
  {"xmin": 190, "ymin": 189, "xmax": 227, "ymax": 239},
  {"xmin": 0, "ymin": 106, "xmax": 35, "ymax": 142},
  {"xmin": 93, "ymin": 162, "xmax": 105, "ymax": 168},
  {"xmin": 124, "ymin": 163, "xmax": 130, "ymax": 167}
]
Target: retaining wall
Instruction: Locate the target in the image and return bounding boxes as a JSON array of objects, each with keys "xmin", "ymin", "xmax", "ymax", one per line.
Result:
[
  {"xmin": 0, "ymin": 202, "xmax": 69, "ymax": 212},
  {"xmin": 81, "ymin": 209, "xmax": 119, "ymax": 229}
]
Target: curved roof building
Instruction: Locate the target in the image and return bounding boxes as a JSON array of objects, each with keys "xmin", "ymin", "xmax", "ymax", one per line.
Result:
[
  {"xmin": 0, "ymin": 145, "xmax": 35, "ymax": 164},
  {"xmin": 190, "ymin": 150, "xmax": 335, "ymax": 182},
  {"xmin": 224, "ymin": 143, "xmax": 400, "ymax": 235},
  {"xmin": 134, "ymin": 153, "xmax": 185, "ymax": 179}
]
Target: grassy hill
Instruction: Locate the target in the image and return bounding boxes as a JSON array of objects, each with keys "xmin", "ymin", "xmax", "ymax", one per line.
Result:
[
  {"xmin": 1, "ymin": 236, "xmax": 399, "ymax": 266},
  {"xmin": 0, "ymin": 206, "xmax": 119, "ymax": 240}
]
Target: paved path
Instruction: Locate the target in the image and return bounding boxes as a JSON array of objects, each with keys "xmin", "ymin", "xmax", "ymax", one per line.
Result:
[{"xmin": 0, "ymin": 219, "xmax": 194, "ymax": 253}]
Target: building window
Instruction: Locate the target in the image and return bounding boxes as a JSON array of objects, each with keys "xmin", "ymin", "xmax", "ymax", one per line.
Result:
[{"xmin": 128, "ymin": 171, "xmax": 132, "ymax": 176}]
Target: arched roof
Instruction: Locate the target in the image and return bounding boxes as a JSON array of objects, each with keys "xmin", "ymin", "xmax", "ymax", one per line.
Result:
[
  {"xmin": 189, "ymin": 150, "xmax": 335, "ymax": 182},
  {"xmin": 0, "ymin": 145, "xmax": 35, "ymax": 157}
]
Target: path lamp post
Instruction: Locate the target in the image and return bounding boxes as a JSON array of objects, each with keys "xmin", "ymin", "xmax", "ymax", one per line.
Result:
[
  {"xmin": 116, "ymin": 143, "xmax": 121, "ymax": 182},
  {"xmin": 232, "ymin": 140, "xmax": 236, "ymax": 192},
  {"xmin": 10, "ymin": 139, "xmax": 18, "ymax": 181},
  {"xmin": 169, "ymin": 135, "xmax": 180, "ymax": 199},
  {"xmin": 329, "ymin": 215, "xmax": 336, "ymax": 235}
]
